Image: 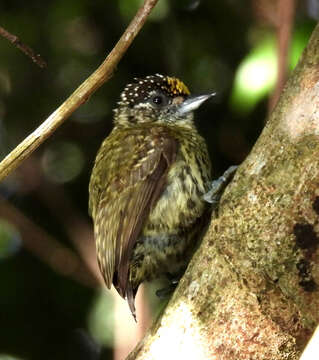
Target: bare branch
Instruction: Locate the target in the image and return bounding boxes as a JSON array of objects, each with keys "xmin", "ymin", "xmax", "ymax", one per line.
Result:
[
  {"xmin": 0, "ymin": 25, "xmax": 47, "ymax": 68},
  {"xmin": 0, "ymin": 0, "xmax": 159, "ymax": 182},
  {"xmin": 269, "ymin": 0, "xmax": 296, "ymax": 111}
]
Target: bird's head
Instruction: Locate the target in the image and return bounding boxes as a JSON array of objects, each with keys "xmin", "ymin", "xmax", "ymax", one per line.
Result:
[{"xmin": 113, "ymin": 74, "xmax": 215, "ymax": 128}]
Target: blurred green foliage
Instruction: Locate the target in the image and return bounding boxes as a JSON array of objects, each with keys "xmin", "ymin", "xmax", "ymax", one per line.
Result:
[
  {"xmin": 0, "ymin": 0, "xmax": 316, "ymax": 359},
  {"xmin": 231, "ymin": 23, "xmax": 314, "ymax": 114}
]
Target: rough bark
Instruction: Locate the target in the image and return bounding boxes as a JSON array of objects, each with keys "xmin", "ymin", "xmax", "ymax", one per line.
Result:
[{"xmin": 127, "ymin": 22, "xmax": 319, "ymax": 360}]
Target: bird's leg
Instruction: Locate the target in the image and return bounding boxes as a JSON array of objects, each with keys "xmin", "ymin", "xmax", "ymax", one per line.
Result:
[
  {"xmin": 203, "ymin": 165, "xmax": 238, "ymax": 208},
  {"xmin": 155, "ymin": 272, "xmax": 183, "ymax": 299}
]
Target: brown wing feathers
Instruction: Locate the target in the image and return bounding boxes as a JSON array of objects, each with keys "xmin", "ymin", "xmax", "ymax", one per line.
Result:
[
  {"xmin": 115, "ymin": 136, "xmax": 177, "ymax": 297},
  {"xmin": 92, "ymin": 129, "xmax": 177, "ymax": 312}
]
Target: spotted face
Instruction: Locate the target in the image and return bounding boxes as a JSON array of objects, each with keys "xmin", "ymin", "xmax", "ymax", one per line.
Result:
[{"xmin": 114, "ymin": 74, "xmax": 193, "ymax": 126}]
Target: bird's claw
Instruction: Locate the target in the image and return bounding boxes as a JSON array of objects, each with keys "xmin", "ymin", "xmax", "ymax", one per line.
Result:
[{"xmin": 203, "ymin": 165, "xmax": 238, "ymax": 207}]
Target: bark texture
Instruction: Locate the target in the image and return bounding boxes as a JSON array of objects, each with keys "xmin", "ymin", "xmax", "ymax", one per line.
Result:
[{"xmin": 127, "ymin": 22, "xmax": 319, "ymax": 360}]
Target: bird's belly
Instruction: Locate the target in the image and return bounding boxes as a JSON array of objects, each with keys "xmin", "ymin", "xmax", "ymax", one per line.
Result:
[
  {"xmin": 145, "ymin": 161, "xmax": 207, "ymax": 232},
  {"xmin": 129, "ymin": 161, "xmax": 209, "ymax": 285},
  {"xmin": 131, "ymin": 232, "xmax": 188, "ymax": 284}
]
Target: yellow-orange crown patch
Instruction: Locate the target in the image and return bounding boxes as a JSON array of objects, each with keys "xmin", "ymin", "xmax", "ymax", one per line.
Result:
[
  {"xmin": 119, "ymin": 74, "xmax": 190, "ymax": 107},
  {"xmin": 166, "ymin": 76, "xmax": 190, "ymax": 96}
]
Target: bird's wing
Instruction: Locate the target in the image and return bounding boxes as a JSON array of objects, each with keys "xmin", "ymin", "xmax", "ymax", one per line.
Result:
[{"xmin": 89, "ymin": 127, "xmax": 177, "ymax": 300}]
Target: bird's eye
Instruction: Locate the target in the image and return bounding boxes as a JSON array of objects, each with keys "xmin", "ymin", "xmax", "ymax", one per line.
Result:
[
  {"xmin": 153, "ymin": 96, "xmax": 163, "ymax": 105},
  {"xmin": 150, "ymin": 94, "xmax": 167, "ymax": 108}
]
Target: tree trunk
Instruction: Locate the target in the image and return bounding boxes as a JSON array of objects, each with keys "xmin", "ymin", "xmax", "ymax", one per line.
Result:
[{"xmin": 127, "ymin": 22, "xmax": 319, "ymax": 360}]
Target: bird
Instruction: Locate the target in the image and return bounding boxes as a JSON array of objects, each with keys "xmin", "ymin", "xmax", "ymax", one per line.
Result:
[{"xmin": 89, "ymin": 74, "xmax": 214, "ymax": 320}]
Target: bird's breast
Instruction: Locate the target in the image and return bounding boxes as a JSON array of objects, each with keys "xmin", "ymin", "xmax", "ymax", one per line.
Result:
[{"xmin": 144, "ymin": 142, "xmax": 210, "ymax": 235}]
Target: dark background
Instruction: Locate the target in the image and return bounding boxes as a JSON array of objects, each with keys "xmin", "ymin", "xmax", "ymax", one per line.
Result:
[{"xmin": 0, "ymin": 1, "xmax": 316, "ymax": 359}]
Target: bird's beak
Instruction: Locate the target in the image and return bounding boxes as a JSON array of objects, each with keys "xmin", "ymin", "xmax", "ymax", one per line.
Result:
[{"xmin": 177, "ymin": 93, "xmax": 216, "ymax": 115}]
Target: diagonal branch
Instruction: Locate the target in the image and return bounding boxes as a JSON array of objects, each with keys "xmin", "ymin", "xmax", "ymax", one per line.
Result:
[
  {"xmin": 0, "ymin": 25, "xmax": 47, "ymax": 68},
  {"xmin": 0, "ymin": 0, "xmax": 159, "ymax": 182},
  {"xmin": 269, "ymin": 0, "xmax": 296, "ymax": 111},
  {"xmin": 127, "ymin": 20, "xmax": 319, "ymax": 360}
]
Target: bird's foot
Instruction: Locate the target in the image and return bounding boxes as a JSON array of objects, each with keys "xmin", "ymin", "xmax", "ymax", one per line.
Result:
[
  {"xmin": 155, "ymin": 273, "xmax": 180, "ymax": 298},
  {"xmin": 203, "ymin": 165, "xmax": 238, "ymax": 208},
  {"xmin": 156, "ymin": 283, "xmax": 177, "ymax": 299}
]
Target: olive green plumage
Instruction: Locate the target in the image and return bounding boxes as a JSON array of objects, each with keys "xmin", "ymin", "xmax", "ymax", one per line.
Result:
[{"xmin": 89, "ymin": 74, "xmax": 212, "ymax": 319}]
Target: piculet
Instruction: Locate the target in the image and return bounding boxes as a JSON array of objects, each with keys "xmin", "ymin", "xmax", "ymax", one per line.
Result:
[{"xmin": 89, "ymin": 74, "xmax": 214, "ymax": 320}]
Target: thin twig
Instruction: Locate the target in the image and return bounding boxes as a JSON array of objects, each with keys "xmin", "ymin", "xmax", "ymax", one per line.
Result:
[
  {"xmin": 0, "ymin": 25, "xmax": 47, "ymax": 68},
  {"xmin": 269, "ymin": 0, "xmax": 295, "ymax": 112},
  {"xmin": 0, "ymin": 0, "xmax": 159, "ymax": 182}
]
